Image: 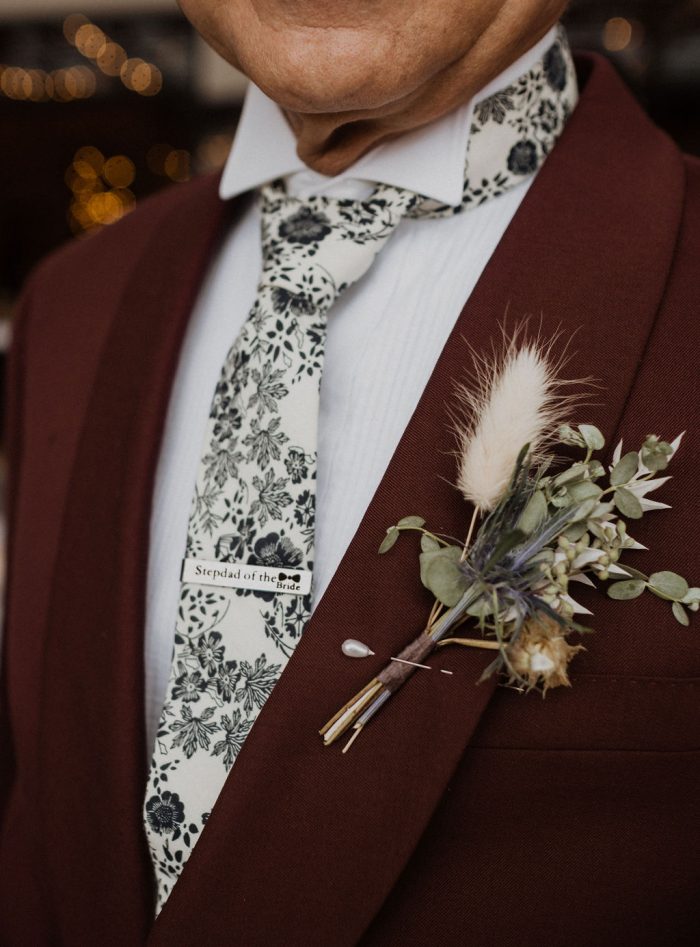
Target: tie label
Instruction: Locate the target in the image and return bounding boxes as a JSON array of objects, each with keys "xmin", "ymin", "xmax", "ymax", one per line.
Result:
[{"xmin": 181, "ymin": 558, "xmax": 312, "ymax": 596}]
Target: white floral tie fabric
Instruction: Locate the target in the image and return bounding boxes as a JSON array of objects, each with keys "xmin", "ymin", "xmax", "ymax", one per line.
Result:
[{"xmin": 143, "ymin": 27, "xmax": 577, "ymax": 913}]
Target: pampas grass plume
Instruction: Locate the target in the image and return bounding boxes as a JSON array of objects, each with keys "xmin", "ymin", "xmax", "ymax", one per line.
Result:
[{"xmin": 455, "ymin": 329, "xmax": 576, "ymax": 511}]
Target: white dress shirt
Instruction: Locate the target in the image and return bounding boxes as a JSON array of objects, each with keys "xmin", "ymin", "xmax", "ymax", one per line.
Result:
[{"xmin": 144, "ymin": 26, "xmax": 566, "ymax": 747}]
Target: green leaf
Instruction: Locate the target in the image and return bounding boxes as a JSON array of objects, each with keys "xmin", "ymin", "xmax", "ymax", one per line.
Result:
[
  {"xmin": 558, "ymin": 424, "xmax": 585, "ymax": 447},
  {"xmin": 588, "ymin": 460, "xmax": 605, "ymax": 480},
  {"xmin": 641, "ymin": 449, "xmax": 670, "ymax": 473},
  {"xmin": 466, "ymin": 596, "xmax": 493, "ymax": 619},
  {"xmin": 570, "ymin": 497, "xmax": 599, "ymax": 522},
  {"xmin": 562, "ymin": 521, "xmax": 589, "ymax": 542},
  {"xmin": 567, "ymin": 480, "xmax": 603, "ymax": 503},
  {"xmin": 419, "ymin": 546, "xmax": 468, "ymax": 607},
  {"xmin": 615, "ymin": 565, "xmax": 647, "ymax": 582},
  {"xmin": 517, "ymin": 490, "xmax": 548, "ymax": 534},
  {"xmin": 607, "ymin": 579, "xmax": 646, "ymax": 600},
  {"xmin": 378, "ymin": 527, "xmax": 399, "ymax": 554},
  {"xmin": 578, "ymin": 424, "xmax": 605, "ymax": 451},
  {"xmin": 420, "ymin": 534, "xmax": 440, "ymax": 552},
  {"xmin": 641, "ymin": 437, "xmax": 673, "ymax": 473},
  {"xmin": 553, "ymin": 464, "xmax": 587, "ymax": 488},
  {"xmin": 614, "ymin": 487, "xmax": 643, "ymax": 519},
  {"xmin": 672, "ymin": 601, "xmax": 690, "ymax": 626},
  {"xmin": 610, "ymin": 451, "xmax": 639, "ymax": 487},
  {"xmin": 648, "ymin": 571, "xmax": 689, "ymax": 601},
  {"xmin": 397, "ymin": 515, "xmax": 426, "ymax": 529}
]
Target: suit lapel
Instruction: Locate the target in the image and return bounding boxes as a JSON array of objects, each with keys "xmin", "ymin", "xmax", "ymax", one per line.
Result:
[
  {"xmin": 150, "ymin": 54, "xmax": 685, "ymax": 945},
  {"xmin": 36, "ymin": 177, "xmax": 230, "ymax": 942}
]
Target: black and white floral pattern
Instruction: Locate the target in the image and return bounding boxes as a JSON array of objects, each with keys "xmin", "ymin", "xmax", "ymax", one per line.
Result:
[{"xmin": 144, "ymin": 27, "xmax": 577, "ymax": 913}]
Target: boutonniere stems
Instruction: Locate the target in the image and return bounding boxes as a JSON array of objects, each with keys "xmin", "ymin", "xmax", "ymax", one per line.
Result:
[{"xmin": 320, "ymin": 330, "xmax": 698, "ymax": 752}]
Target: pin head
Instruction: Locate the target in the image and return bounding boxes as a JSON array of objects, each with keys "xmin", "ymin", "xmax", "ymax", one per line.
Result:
[{"xmin": 341, "ymin": 638, "xmax": 374, "ymax": 659}]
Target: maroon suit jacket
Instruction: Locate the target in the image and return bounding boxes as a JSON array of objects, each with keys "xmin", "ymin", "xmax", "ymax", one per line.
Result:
[{"xmin": 1, "ymin": 53, "xmax": 699, "ymax": 946}]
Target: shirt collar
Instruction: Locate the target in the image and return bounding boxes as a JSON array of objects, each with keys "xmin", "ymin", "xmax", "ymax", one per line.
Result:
[{"xmin": 220, "ymin": 24, "xmax": 560, "ymax": 206}]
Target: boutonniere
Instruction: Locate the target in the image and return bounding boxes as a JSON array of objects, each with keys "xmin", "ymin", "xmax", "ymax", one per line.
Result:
[{"xmin": 320, "ymin": 330, "xmax": 698, "ymax": 751}]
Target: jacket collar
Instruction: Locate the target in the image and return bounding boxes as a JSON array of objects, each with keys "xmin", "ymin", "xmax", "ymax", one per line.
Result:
[{"xmin": 37, "ymin": 52, "xmax": 685, "ymax": 945}]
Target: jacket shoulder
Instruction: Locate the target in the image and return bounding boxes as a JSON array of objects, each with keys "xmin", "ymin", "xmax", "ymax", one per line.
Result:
[{"xmin": 20, "ymin": 172, "xmax": 222, "ymax": 320}]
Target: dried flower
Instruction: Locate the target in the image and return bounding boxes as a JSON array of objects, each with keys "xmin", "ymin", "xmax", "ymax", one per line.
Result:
[
  {"xmin": 506, "ymin": 614, "xmax": 585, "ymax": 692},
  {"xmin": 454, "ymin": 330, "xmax": 577, "ymax": 511}
]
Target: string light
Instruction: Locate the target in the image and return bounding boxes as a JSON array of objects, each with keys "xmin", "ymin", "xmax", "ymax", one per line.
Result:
[
  {"xmin": 146, "ymin": 143, "xmax": 192, "ymax": 182},
  {"xmin": 0, "ymin": 64, "xmax": 95, "ymax": 102},
  {"xmin": 65, "ymin": 146, "xmax": 137, "ymax": 234},
  {"xmin": 164, "ymin": 149, "xmax": 191, "ymax": 182},
  {"xmin": 602, "ymin": 17, "xmax": 644, "ymax": 52},
  {"xmin": 66, "ymin": 14, "xmax": 164, "ymax": 96},
  {"xmin": 1, "ymin": 13, "xmax": 165, "ymax": 102},
  {"xmin": 96, "ymin": 42, "xmax": 127, "ymax": 78}
]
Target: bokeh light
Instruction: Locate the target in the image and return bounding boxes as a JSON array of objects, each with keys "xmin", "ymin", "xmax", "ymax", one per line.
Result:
[{"xmin": 65, "ymin": 146, "xmax": 138, "ymax": 234}]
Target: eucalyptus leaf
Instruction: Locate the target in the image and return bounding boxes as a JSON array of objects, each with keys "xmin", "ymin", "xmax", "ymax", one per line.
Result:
[
  {"xmin": 588, "ymin": 521, "xmax": 609, "ymax": 543},
  {"xmin": 672, "ymin": 601, "xmax": 690, "ymax": 626},
  {"xmin": 397, "ymin": 515, "xmax": 426, "ymax": 529},
  {"xmin": 553, "ymin": 464, "xmax": 587, "ymax": 488},
  {"xmin": 614, "ymin": 487, "xmax": 643, "ymax": 519},
  {"xmin": 562, "ymin": 521, "xmax": 588, "ymax": 542},
  {"xmin": 516, "ymin": 490, "xmax": 548, "ymax": 535},
  {"xmin": 610, "ymin": 451, "xmax": 639, "ymax": 486},
  {"xmin": 641, "ymin": 438, "xmax": 673, "ymax": 473},
  {"xmin": 648, "ymin": 571, "xmax": 689, "ymax": 601},
  {"xmin": 578, "ymin": 424, "xmax": 605, "ymax": 451},
  {"xmin": 614, "ymin": 565, "xmax": 647, "ymax": 582},
  {"xmin": 588, "ymin": 460, "xmax": 606, "ymax": 480},
  {"xmin": 419, "ymin": 547, "xmax": 468, "ymax": 607},
  {"xmin": 558, "ymin": 424, "xmax": 585, "ymax": 447},
  {"xmin": 466, "ymin": 597, "xmax": 493, "ymax": 618},
  {"xmin": 378, "ymin": 527, "xmax": 399, "ymax": 554},
  {"xmin": 420, "ymin": 534, "xmax": 440, "ymax": 553},
  {"xmin": 567, "ymin": 480, "xmax": 603, "ymax": 503},
  {"xmin": 570, "ymin": 498, "xmax": 599, "ymax": 522},
  {"xmin": 550, "ymin": 490, "xmax": 571, "ymax": 508},
  {"xmin": 607, "ymin": 579, "xmax": 646, "ymax": 600}
]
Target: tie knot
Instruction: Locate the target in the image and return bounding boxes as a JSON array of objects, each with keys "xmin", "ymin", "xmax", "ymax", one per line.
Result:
[{"xmin": 258, "ymin": 183, "xmax": 419, "ymax": 316}]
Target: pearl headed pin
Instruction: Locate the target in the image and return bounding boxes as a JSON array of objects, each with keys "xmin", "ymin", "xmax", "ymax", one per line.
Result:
[{"xmin": 341, "ymin": 638, "xmax": 375, "ymax": 659}]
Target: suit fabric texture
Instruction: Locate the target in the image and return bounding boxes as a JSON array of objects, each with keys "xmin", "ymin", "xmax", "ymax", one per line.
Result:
[{"xmin": 1, "ymin": 53, "xmax": 699, "ymax": 946}]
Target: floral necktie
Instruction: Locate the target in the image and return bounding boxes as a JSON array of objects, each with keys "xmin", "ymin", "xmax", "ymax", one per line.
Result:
[{"xmin": 144, "ymin": 27, "xmax": 577, "ymax": 913}]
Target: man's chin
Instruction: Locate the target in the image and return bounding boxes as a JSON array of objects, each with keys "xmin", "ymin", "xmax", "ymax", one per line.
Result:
[{"xmin": 237, "ymin": 37, "xmax": 434, "ymax": 116}]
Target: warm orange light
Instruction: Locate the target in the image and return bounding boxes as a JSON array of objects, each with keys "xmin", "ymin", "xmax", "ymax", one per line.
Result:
[
  {"xmin": 72, "ymin": 158, "xmax": 99, "ymax": 182},
  {"xmin": 96, "ymin": 42, "xmax": 127, "ymax": 77},
  {"xmin": 1, "ymin": 67, "xmax": 29, "ymax": 100},
  {"xmin": 113, "ymin": 187, "xmax": 136, "ymax": 212},
  {"xmin": 74, "ymin": 146, "xmax": 105, "ymax": 172},
  {"xmin": 87, "ymin": 191, "xmax": 123, "ymax": 225},
  {"xmin": 120, "ymin": 57, "xmax": 144, "ymax": 90},
  {"xmin": 164, "ymin": 149, "xmax": 191, "ymax": 183},
  {"xmin": 603, "ymin": 17, "xmax": 634, "ymax": 52},
  {"xmin": 63, "ymin": 14, "xmax": 89, "ymax": 45},
  {"xmin": 103, "ymin": 155, "xmax": 136, "ymax": 188},
  {"xmin": 75, "ymin": 24, "xmax": 106, "ymax": 60}
]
